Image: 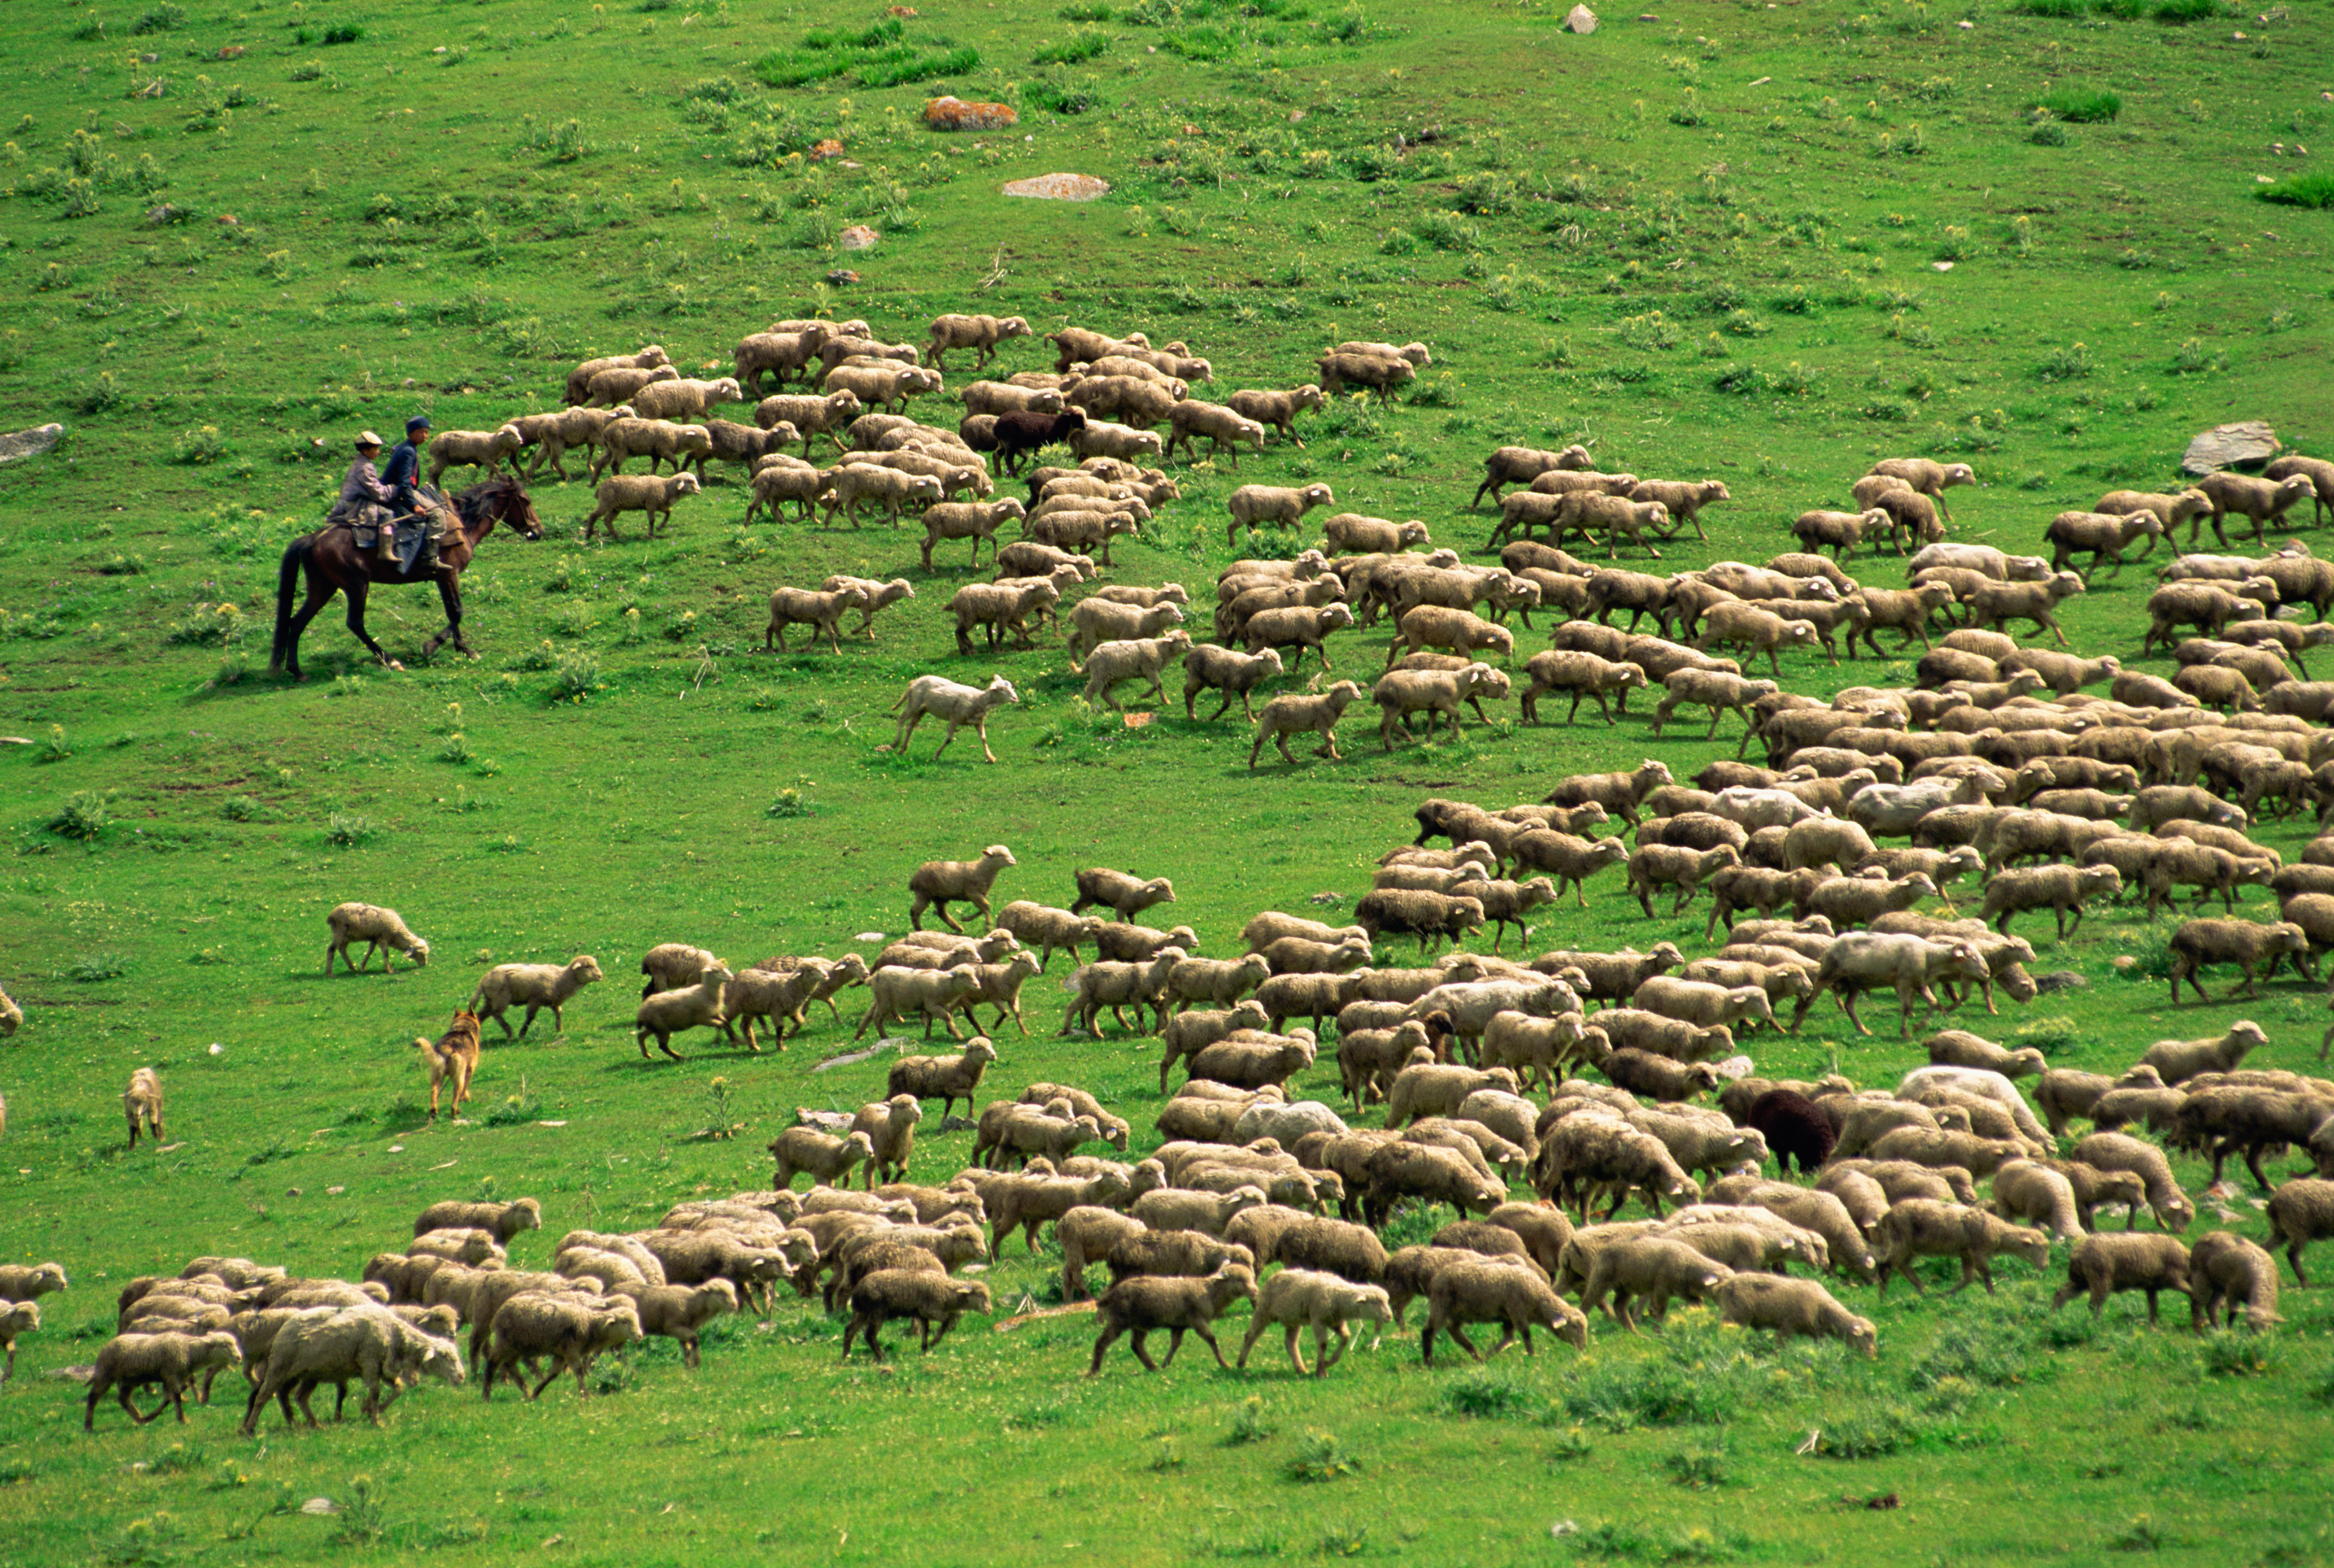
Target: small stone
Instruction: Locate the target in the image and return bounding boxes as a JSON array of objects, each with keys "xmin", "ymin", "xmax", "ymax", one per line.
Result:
[
  {"xmin": 1931, "ymin": 261, "xmax": 1954, "ymax": 271},
  {"xmin": 838, "ymin": 224, "xmax": 879, "ymax": 251},
  {"xmin": 2031, "ymin": 970, "xmax": 2087, "ymax": 994},
  {"xmin": 924, "ymin": 95, "xmax": 1017, "ymax": 132},
  {"xmin": 1308, "ymin": 890, "xmax": 1344, "ymax": 906},
  {"xmin": 300, "ymin": 1498, "xmax": 339, "ymax": 1517},
  {"xmin": 826, "ymin": 268, "xmax": 860, "ymax": 286},
  {"xmin": 140, "ymin": 51, "xmax": 158, "ymax": 62},
  {"xmin": 1002, "ymin": 172, "xmax": 1111, "ymax": 201},
  {"xmin": 286, "ymin": 1187, "xmax": 302, "ymax": 1198},
  {"xmin": 794, "ymin": 1107, "xmax": 854, "ymax": 1133},
  {"xmin": 2111, "ymin": 955, "xmax": 2138, "ymax": 971},
  {"xmin": 2182, "ymin": 420, "xmax": 2280, "ymax": 475},
  {"xmin": 1565, "ymin": 3, "xmax": 1598, "ymax": 32},
  {"xmin": 939, "ymin": 1114, "xmax": 979, "ymax": 1133},
  {"xmin": 0, "ymin": 424, "xmax": 64, "ymax": 465},
  {"xmin": 1287, "ymin": 109, "xmax": 1304, "ymax": 122},
  {"xmin": 1958, "ymin": 16, "xmax": 1972, "ymax": 25}
]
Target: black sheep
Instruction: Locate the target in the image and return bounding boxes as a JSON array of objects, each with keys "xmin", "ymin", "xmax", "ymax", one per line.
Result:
[
  {"xmin": 993, "ymin": 409, "xmax": 1087, "ymax": 475},
  {"xmin": 1746, "ymin": 1089, "xmax": 1835, "ymax": 1175}
]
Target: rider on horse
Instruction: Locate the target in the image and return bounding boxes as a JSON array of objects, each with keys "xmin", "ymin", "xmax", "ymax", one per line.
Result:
[
  {"xmin": 326, "ymin": 430, "xmax": 397, "ymax": 562},
  {"xmin": 379, "ymin": 414, "xmax": 451, "ymax": 575}
]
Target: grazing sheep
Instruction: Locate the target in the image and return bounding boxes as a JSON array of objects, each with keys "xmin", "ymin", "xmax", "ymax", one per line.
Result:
[
  {"xmin": 324, "ymin": 902, "xmax": 429, "ymax": 976},
  {"xmin": 1712, "ymin": 1274, "xmax": 1875, "ymax": 1356},
  {"xmin": 2053, "ymin": 1233, "xmax": 2193, "ymax": 1322},
  {"xmin": 1989, "ymin": 1160, "xmax": 2086, "ymax": 1241},
  {"xmin": 2073, "ymin": 1132, "xmax": 2195, "ymax": 1232},
  {"xmin": 416, "ymin": 1198, "xmax": 543, "ymax": 1247},
  {"xmin": 2266, "ymin": 1178, "xmax": 2334, "ymax": 1285},
  {"xmin": 1316, "ymin": 352, "xmax": 1416, "ymax": 402},
  {"xmin": 2189, "ymin": 1231, "xmax": 2283, "ymax": 1331},
  {"xmin": 1579, "ymin": 1235, "xmax": 1733, "ymax": 1331},
  {"xmin": 1088, "ymin": 1263, "xmax": 1258, "ymax": 1374},
  {"xmin": 1872, "ymin": 1200, "xmax": 2050, "ymax": 1296},
  {"xmin": 1420, "ymin": 1258, "xmax": 1587, "ymax": 1364},
  {"xmin": 635, "ymin": 963, "xmax": 734, "ymax": 1061},
  {"xmin": 122, "ymin": 1066, "xmax": 165, "ymax": 1148},
  {"xmin": 887, "ymin": 1038, "xmax": 1000, "ymax": 1120}
]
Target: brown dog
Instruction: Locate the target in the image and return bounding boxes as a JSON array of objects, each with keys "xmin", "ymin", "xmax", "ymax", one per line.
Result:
[{"xmin": 418, "ymin": 1011, "xmax": 484, "ymax": 1122}]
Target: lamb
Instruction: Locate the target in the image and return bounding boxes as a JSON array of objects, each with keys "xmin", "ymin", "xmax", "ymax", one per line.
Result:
[
  {"xmin": 1988, "ymin": 1159, "xmax": 2086, "ymax": 1241},
  {"xmin": 84, "ymin": 1329, "xmax": 244, "ymax": 1429},
  {"xmin": 845, "ymin": 1095, "xmax": 925, "ymax": 1187},
  {"xmin": 564, "ymin": 345, "xmax": 670, "ymax": 405},
  {"xmin": 1872, "ymin": 1199, "xmax": 2050, "ymax": 1296},
  {"xmin": 1420, "ymin": 1258, "xmax": 1587, "ymax": 1364},
  {"xmin": 1249, "ymin": 681, "xmax": 1367, "ymax": 769},
  {"xmin": 838, "ymin": 1269, "xmax": 991, "ymax": 1363},
  {"xmin": 1697, "ymin": 601, "xmax": 1819, "ymax": 677},
  {"xmin": 906, "ymin": 844, "xmax": 1018, "ymax": 933},
  {"xmin": 853, "ymin": 965, "xmax": 980, "ymax": 1041},
  {"xmin": 123, "ymin": 1066, "xmax": 165, "ymax": 1147},
  {"xmin": 583, "ymin": 363, "xmax": 680, "ymax": 408},
  {"xmin": 1628, "ymin": 478, "xmax": 1731, "ymax": 541},
  {"xmin": 2165, "ymin": 918, "xmax": 2309, "ymax": 1002},
  {"xmin": 1602, "ymin": 1049, "xmax": 1722, "ymax": 1102},
  {"xmin": 416, "ymin": 1197, "xmax": 542, "ymax": 1246},
  {"xmin": 885, "ymin": 675, "xmax": 1021, "ymax": 768},
  {"xmin": 634, "ymin": 962, "xmax": 734, "ymax": 1060},
  {"xmin": 887, "ymin": 1038, "xmax": 1000, "ymax": 1120},
  {"xmin": 755, "ymin": 388, "xmax": 864, "ymax": 454},
  {"xmin": 1087, "ymin": 1262, "xmax": 1258, "ymax": 1374},
  {"xmin": 1977, "ymin": 863, "xmax": 2123, "ymax": 940},
  {"xmin": 1231, "ymin": 1269, "xmax": 1393, "ymax": 1376},
  {"xmin": 324, "ymin": 902, "xmax": 429, "ymax": 975},
  {"xmin": 2189, "ymin": 1231, "xmax": 2282, "ymax": 1331},
  {"xmin": 1746, "ymin": 1089, "xmax": 1835, "ymax": 1175},
  {"xmin": 1225, "ymin": 481, "xmax": 1336, "ymax": 546},
  {"xmin": 478, "ymin": 1291, "xmax": 641, "ymax": 1401},
  {"xmin": 1712, "ymin": 1274, "xmax": 1876, "ymax": 1356},
  {"xmin": 926, "ymin": 312, "xmax": 1030, "ymax": 371},
  {"xmin": 1227, "ymin": 384, "xmax": 1326, "ymax": 447},
  {"xmin": 1578, "ymin": 1234, "xmax": 1733, "ymax": 1331},
  {"xmin": 463, "ymin": 956, "xmax": 603, "ymax": 1041},
  {"xmin": 2053, "ymin": 1233, "xmax": 2193, "ymax": 1322}
]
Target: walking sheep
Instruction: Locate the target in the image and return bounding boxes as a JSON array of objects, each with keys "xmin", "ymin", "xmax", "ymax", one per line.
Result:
[
  {"xmin": 86, "ymin": 1330, "xmax": 244, "ymax": 1429},
  {"xmin": 1249, "ymin": 681, "xmax": 1367, "ymax": 769},
  {"xmin": 1421, "ymin": 1258, "xmax": 1587, "ymax": 1365},
  {"xmin": 583, "ymin": 471, "xmax": 702, "ymax": 541},
  {"xmin": 909, "ymin": 844, "xmax": 1019, "ymax": 932},
  {"xmin": 1088, "ymin": 1262, "xmax": 1258, "ymax": 1374},
  {"xmin": 468, "ymin": 956, "xmax": 603, "ymax": 1039},
  {"xmin": 1712, "ymin": 1274, "xmax": 1876, "ymax": 1356},
  {"xmin": 2052, "ymin": 1233, "xmax": 2193, "ymax": 1322},
  {"xmin": 635, "ymin": 963, "xmax": 735, "ymax": 1060},
  {"xmin": 1234, "ymin": 1269, "xmax": 1394, "ymax": 1376},
  {"xmin": 324, "ymin": 902, "xmax": 430, "ymax": 975},
  {"xmin": 892, "ymin": 674, "xmax": 1021, "ymax": 765},
  {"xmin": 886, "ymin": 1037, "xmax": 1001, "ymax": 1120}
]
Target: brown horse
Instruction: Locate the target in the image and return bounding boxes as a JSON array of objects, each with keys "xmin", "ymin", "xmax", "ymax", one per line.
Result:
[{"xmin": 269, "ymin": 476, "xmax": 542, "ymax": 679}]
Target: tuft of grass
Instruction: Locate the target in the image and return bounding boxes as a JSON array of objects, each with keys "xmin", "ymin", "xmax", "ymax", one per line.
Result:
[
  {"xmin": 323, "ymin": 812, "xmax": 380, "ymax": 848},
  {"xmin": 2039, "ymin": 86, "xmax": 2121, "ymax": 122},
  {"xmin": 1442, "ymin": 1370, "xmax": 1543, "ymax": 1419},
  {"xmin": 1286, "ymin": 1428, "xmax": 1362, "ymax": 1483},
  {"xmin": 2258, "ymin": 171, "xmax": 2334, "ymax": 210},
  {"xmin": 46, "ymin": 791, "xmax": 111, "ymax": 842}
]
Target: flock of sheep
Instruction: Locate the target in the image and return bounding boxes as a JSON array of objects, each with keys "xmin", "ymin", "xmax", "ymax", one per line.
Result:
[{"xmin": 18, "ymin": 299, "xmax": 2334, "ymax": 1443}]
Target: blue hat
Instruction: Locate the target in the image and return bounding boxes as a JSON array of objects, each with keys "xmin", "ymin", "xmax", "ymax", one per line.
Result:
[{"xmin": 406, "ymin": 414, "xmax": 432, "ymax": 433}]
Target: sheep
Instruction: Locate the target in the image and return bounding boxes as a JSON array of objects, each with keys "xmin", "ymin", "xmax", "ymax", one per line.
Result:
[
  {"xmin": 1061, "ymin": 950, "xmax": 1187, "ymax": 1037},
  {"xmin": 920, "ymin": 498, "xmax": 1025, "ymax": 572},
  {"xmin": 1627, "ymin": 844, "xmax": 1744, "ymax": 920},
  {"xmin": 1870, "ymin": 456, "xmax": 1978, "ymax": 520},
  {"xmin": 1510, "ymin": 650, "xmax": 1642, "ymax": 728},
  {"xmin": 1181, "ymin": 644, "xmax": 1285, "ymax": 722},
  {"xmin": 2052, "ymin": 1233, "xmax": 2194, "ymax": 1323},
  {"xmin": 767, "ymin": 1126, "xmax": 879, "ymax": 1191},
  {"xmin": 576, "ymin": 469, "xmax": 701, "ymax": 541},
  {"xmin": 1420, "ymin": 1258, "xmax": 1587, "ymax": 1365},
  {"xmin": 1792, "ymin": 506, "xmax": 1893, "ymax": 559},
  {"xmin": 1974, "ymin": 863, "xmax": 2122, "ymax": 941},
  {"xmin": 1791, "ymin": 932, "xmax": 1991, "ymax": 1037},
  {"xmin": 1087, "ymin": 1262, "xmax": 1258, "ymax": 1374},
  {"xmin": 2164, "ymin": 918, "xmax": 2309, "ymax": 1002},
  {"xmin": 1226, "ymin": 384, "xmax": 1326, "ymax": 447},
  {"xmin": 821, "ymin": 362, "xmax": 942, "ymax": 414},
  {"xmin": 1633, "ymin": 975, "xmax": 1775, "ymax": 1033},
  {"xmin": 0, "ymin": 1262, "xmax": 68, "ymax": 1305},
  {"xmin": 460, "ymin": 955, "xmax": 604, "ymax": 1041},
  {"xmin": 416, "ymin": 1197, "xmax": 543, "ymax": 1246},
  {"xmin": 1249, "ymin": 680, "xmax": 1367, "ymax": 769},
  {"xmin": 634, "ymin": 962, "xmax": 733, "ymax": 1061},
  {"xmin": 817, "ymin": 462, "xmax": 946, "ymax": 528},
  {"xmin": 1578, "ymin": 1235, "xmax": 1733, "ymax": 1331},
  {"xmin": 476, "ymin": 1292, "xmax": 641, "ymax": 1401},
  {"xmin": 2193, "ymin": 472, "xmax": 2319, "ymax": 546},
  {"xmin": 1323, "ymin": 512, "xmax": 1432, "ymax": 556},
  {"xmin": 1229, "ymin": 1269, "xmax": 1391, "ymax": 1376},
  {"xmin": 1315, "ymin": 351, "xmax": 1416, "ymax": 403},
  {"xmin": 2187, "ymin": 1231, "xmax": 2282, "ymax": 1332},
  {"xmin": 754, "ymin": 389, "xmax": 863, "ymax": 456},
  {"xmin": 1226, "ymin": 481, "xmax": 1336, "ymax": 546},
  {"xmin": 2140, "ymin": 1021, "xmax": 2270, "ymax": 1084},
  {"xmin": 1163, "ymin": 400, "xmax": 1267, "ymax": 468},
  {"xmin": 1870, "ymin": 1199, "xmax": 2050, "ymax": 1297},
  {"xmin": 2072, "ymin": 1132, "xmax": 2195, "ymax": 1232},
  {"xmin": 1713, "ymin": 1274, "xmax": 1875, "ymax": 1356},
  {"xmin": 84, "ymin": 1329, "xmax": 246, "ymax": 1429},
  {"xmin": 898, "ymin": 844, "xmax": 1017, "ymax": 935},
  {"xmin": 564, "ymin": 345, "xmax": 670, "ymax": 405},
  {"xmin": 324, "ymin": 902, "xmax": 429, "ymax": 976},
  {"xmin": 925, "ymin": 312, "xmax": 1030, "ymax": 371},
  {"xmin": 988, "ymin": 409, "xmax": 1089, "ymax": 474},
  {"xmin": 1628, "ymin": 478, "xmax": 1731, "ymax": 542},
  {"xmin": 1746, "ymin": 1089, "xmax": 1835, "ymax": 1175},
  {"xmin": 880, "ymin": 1038, "xmax": 998, "ymax": 1123}
]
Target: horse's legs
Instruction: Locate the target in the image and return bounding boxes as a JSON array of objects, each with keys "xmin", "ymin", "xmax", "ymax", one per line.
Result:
[
  {"xmin": 421, "ymin": 573, "xmax": 469, "ymax": 659},
  {"xmin": 282, "ymin": 580, "xmax": 339, "ymax": 682},
  {"xmin": 341, "ymin": 580, "xmax": 399, "ymax": 669}
]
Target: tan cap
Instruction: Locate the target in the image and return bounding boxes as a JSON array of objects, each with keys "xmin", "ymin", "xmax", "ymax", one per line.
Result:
[{"xmin": 355, "ymin": 430, "xmax": 383, "ymax": 448}]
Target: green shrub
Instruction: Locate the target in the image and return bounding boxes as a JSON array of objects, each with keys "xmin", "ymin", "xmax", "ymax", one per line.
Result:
[
  {"xmin": 171, "ymin": 425, "xmax": 230, "ymax": 466},
  {"xmin": 324, "ymin": 812, "xmax": 379, "ymax": 848},
  {"xmin": 2152, "ymin": 0, "xmax": 2219, "ymax": 20},
  {"xmin": 47, "ymin": 793, "xmax": 111, "ymax": 842},
  {"xmin": 2258, "ymin": 171, "xmax": 2334, "ymax": 210},
  {"xmin": 130, "ymin": 3, "xmax": 185, "ymax": 33},
  {"xmin": 2040, "ymin": 86, "xmax": 2121, "ymax": 122},
  {"xmin": 1032, "ymin": 29, "xmax": 1108, "ymax": 63},
  {"xmin": 2036, "ymin": 342, "xmax": 2095, "ymax": 380},
  {"xmin": 2016, "ymin": 0, "xmax": 2087, "ymax": 13},
  {"xmin": 1286, "ymin": 1428, "xmax": 1362, "ymax": 1482},
  {"xmin": 1564, "ymin": 1354, "xmax": 1743, "ymax": 1430},
  {"xmin": 1817, "ymin": 1400, "xmax": 1929, "ymax": 1458},
  {"xmin": 1442, "ymin": 1370, "xmax": 1542, "ymax": 1419}
]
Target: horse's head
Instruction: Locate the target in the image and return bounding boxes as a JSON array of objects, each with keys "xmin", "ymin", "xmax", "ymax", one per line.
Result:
[{"xmin": 461, "ymin": 476, "xmax": 543, "ymax": 540}]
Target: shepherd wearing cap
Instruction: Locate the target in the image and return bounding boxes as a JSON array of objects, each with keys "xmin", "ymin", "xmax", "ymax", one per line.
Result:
[
  {"xmin": 380, "ymin": 414, "xmax": 450, "ymax": 574},
  {"xmin": 326, "ymin": 429, "xmax": 398, "ymax": 565}
]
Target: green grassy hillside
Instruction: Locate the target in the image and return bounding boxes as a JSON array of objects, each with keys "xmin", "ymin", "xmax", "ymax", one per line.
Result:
[{"xmin": 2, "ymin": 0, "xmax": 2333, "ymax": 1562}]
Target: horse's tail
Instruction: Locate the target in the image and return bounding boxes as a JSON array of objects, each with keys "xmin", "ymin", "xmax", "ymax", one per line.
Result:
[{"xmin": 269, "ymin": 536, "xmax": 312, "ymax": 674}]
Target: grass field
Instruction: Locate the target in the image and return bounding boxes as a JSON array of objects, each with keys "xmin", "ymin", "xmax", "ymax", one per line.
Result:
[{"xmin": 2, "ymin": 0, "xmax": 2334, "ymax": 1561}]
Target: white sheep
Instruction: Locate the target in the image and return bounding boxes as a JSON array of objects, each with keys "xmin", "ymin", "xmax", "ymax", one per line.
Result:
[
  {"xmin": 1234, "ymin": 1268, "xmax": 1393, "ymax": 1376},
  {"xmin": 1077, "ymin": 633, "xmax": 1193, "ymax": 713},
  {"xmin": 426, "ymin": 425, "xmax": 525, "ymax": 486},
  {"xmin": 891, "ymin": 674, "xmax": 1020, "ymax": 764},
  {"xmin": 324, "ymin": 902, "xmax": 430, "ymax": 975},
  {"xmin": 1226, "ymin": 482, "xmax": 1336, "ymax": 546},
  {"xmin": 468, "ymin": 957, "xmax": 604, "ymax": 1039},
  {"xmin": 635, "ymin": 963, "xmax": 734, "ymax": 1060}
]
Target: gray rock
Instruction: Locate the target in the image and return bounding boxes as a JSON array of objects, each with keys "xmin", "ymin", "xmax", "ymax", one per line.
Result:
[
  {"xmin": 1565, "ymin": 3, "xmax": 1599, "ymax": 32},
  {"xmin": 2182, "ymin": 421, "xmax": 2280, "ymax": 476},
  {"xmin": 2031, "ymin": 970, "xmax": 2088, "ymax": 995},
  {"xmin": 0, "ymin": 424, "xmax": 62, "ymax": 465}
]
